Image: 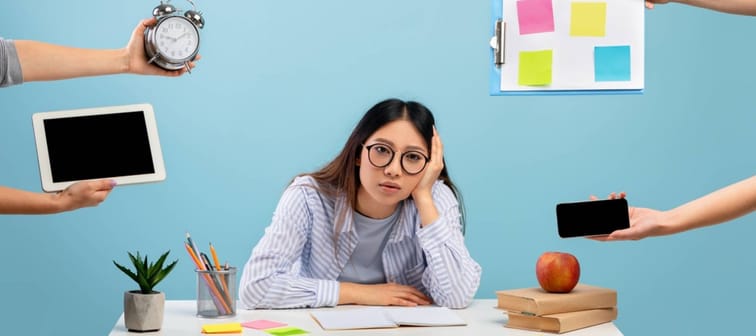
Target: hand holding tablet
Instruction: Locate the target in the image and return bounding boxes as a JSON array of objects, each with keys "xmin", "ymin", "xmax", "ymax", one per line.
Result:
[
  {"xmin": 53, "ymin": 179, "xmax": 117, "ymax": 212},
  {"xmin": 32, "ymin": 103, "xmax": 166, "ymax": 192}
]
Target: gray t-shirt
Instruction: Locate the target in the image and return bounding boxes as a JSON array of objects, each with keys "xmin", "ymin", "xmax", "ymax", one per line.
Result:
[
  {"xmin": 337, "ymin": 207, "xmax": 400, "ymax": 284},
  {"xmin": 0, "ymin": 38, "xmax": 23, "ymax": 88}
]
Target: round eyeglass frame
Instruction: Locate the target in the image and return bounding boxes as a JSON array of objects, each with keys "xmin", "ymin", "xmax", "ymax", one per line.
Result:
[{"xmin": 362, "ymin": 143, "xmax": 429, "ymax": 175}]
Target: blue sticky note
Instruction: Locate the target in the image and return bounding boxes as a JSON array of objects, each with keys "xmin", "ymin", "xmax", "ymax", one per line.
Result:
[{"xmin": 594, "ymin": 46, "xmax": 631, "ymax": 82}]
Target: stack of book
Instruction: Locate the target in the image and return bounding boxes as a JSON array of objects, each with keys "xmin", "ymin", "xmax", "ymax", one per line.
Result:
[{"xmin": 496, "ymin": 284, "xmax": 618, "ymax": 334}]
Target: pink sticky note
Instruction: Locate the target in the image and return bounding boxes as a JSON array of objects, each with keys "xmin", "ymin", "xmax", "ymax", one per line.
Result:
[
  {"xmin": 517, "ymin": 0, "xmax": 555, "ymax": 35},
  {"xmin": 242, "ymin": 320, "xmax": 288, "ymax": 330}
]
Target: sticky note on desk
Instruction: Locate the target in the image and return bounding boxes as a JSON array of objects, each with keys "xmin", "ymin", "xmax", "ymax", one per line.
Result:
[
  {"xmin": 264, "ymin": 326, "xmax": 309, "ymax": 335},
  {"xmin": 201, "ymin": 322, "xmax": 242, "ymax": 334},
  {"xmin": 242, "ymin": 319, "xmax": 287, "ymax": 330}
]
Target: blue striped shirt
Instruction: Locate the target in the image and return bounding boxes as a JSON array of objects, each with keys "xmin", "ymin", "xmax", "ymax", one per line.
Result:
[{"xmin": 239, "ymin": 175, "xmax": 482, "ymax": 309}]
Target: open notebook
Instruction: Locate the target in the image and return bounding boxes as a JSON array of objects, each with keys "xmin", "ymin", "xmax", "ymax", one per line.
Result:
[{"xmin": 310, "ymin": 306, "xmax": 466, "ymax": 330}]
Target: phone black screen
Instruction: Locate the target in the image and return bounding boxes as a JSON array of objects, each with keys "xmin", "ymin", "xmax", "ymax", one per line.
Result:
[{"xmin": 556, "ymin": 199, "xmax": 630, "ymax": 238}]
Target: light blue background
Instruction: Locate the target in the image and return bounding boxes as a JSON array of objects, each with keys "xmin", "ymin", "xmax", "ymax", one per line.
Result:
[{"xmin": 1, "ymin": 1, "xmax": 755, "ymax": 335}]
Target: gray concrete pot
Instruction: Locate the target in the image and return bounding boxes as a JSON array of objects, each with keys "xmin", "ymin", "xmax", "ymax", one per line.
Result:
[{"xmin": 123, "ymin": 290, "xmax": 165, "ymax": 332}]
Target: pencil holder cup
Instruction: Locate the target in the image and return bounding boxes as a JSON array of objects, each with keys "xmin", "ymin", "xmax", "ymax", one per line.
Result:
[{"xmin": 195, "ymin": 267, "xmax": 237, "ymax": 318}]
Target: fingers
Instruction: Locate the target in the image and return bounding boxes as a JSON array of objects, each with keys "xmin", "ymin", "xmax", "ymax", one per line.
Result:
[
  {"xmin": 587, "ymin": 235, "xmax": 610, "ymax": 242},
  {"xmin": 606, "ymin": 228, "xmax": 636, "ymax": 241},
  {"xmin": 387, "ymin": 283, "xmax": 431, "ymax": 306},
  {"xmin": 82, "ymin": 180, "xmax": 115, "ymax": 205},
  {"xmin": 92, "ymin": 179, "xmax": 117, "ymax": 191},
  {"xmin": 390, "ymin": 296, "xmax": 426, "ymax": 306},
  {"xmin": 432, "ymin": 126, "xmax": 443, "ymax": 159},
  {"xmin": 135, "ymin": 18, "xmax": 157, "ymax": 36},
  {"xmin": 170, "ymin": 54, "xmax": 201, "ymax": 76},
  {"xmin": 141, "ymin": 17, "xmax": 157, "ymax": 28},
  {"xmin": 433, "ymin": 127, "xmax": 443, "ymax": 167},
  {"xmin": 392, "ymin": 292, "xmax": 430, "ymax": 306},
  {"xmin": 589, "ymin": 229, "xmax": 630, "ymax": 242},
  {"xmin": 91, "ymin": 188, "xmax": 113, "ymax": 204},
  {"xmin": 402, "ymin": 286, "xmax": 431, "ymax": 304},
  {"xmin": 604, "ymin": 191, "xmax": 627, "ymax": 199},
  {"xmin": 426, "ymin": 126, "xmax": 444, "ymax": 175},
  {"xmin": 590, "ymin": 192, "xmax": 626, "ymax": 201}
]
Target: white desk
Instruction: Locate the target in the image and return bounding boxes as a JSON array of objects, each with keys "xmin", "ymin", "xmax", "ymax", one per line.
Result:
[{"xmin": 109, "ymin": 299, "xmax": 623, "ymax": 335}]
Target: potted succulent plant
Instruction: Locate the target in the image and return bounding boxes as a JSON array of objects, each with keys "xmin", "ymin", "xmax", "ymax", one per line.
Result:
[{"xmin": 113, "ymin": 250, "xmax": 178, "ymax": 332}]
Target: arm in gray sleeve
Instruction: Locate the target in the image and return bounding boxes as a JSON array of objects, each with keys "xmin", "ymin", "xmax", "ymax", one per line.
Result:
[{"xmin": 0, "ymin": 38, "xmax": 24, "ymax": 88}]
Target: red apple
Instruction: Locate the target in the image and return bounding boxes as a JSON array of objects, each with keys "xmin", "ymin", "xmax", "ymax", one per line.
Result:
[{"xmin": 536, "ymin": 252, "xmax": 580, "ymax": 293}]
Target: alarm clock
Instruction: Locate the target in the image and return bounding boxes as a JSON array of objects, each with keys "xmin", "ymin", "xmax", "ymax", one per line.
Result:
[{"xmin": 143, "ymin": 0, "xmax": 205, "ymax": 72}]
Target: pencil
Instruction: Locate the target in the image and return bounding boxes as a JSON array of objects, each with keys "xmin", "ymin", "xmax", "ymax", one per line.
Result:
[
  {"xmin": 209, "ymin": 243, "xmax": 232, "ymax": 308},
  {"xmin": 186, "ymin": 232, "xmax": 202, "ymax": 263},
  {"xmin": 209, "ymin": 243, "xmax": 221, "ymax": 271},
  {"xmin": 184, "ymin": 242, "xmax": 205, "ymax": 271}
]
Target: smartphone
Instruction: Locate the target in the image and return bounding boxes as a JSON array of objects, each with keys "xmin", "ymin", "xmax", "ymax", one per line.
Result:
[{"xmin": 556, "ymin": 199, "xmax": 630, "ymax": 238}]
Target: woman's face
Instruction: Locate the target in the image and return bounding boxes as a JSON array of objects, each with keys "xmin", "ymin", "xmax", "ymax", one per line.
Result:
[{"xmin": 356, "ymin": 119, "xmax": 429, "ymax": 219}]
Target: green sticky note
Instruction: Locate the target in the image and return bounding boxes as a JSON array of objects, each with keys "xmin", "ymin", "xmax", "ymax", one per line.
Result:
[
  {"xmin": 264, "ymin": 326, "xmax": 309, "ymax": 336},
  {"xmin": 570, "ymin": 2, "xmax": 607, "ymax": 37},
  {"xmin": 518, "ymin": 50, "xmax": 553, "ymax": 86}
]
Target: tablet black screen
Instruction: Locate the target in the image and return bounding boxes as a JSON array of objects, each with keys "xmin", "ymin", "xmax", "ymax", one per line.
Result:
[{"xmin": 43, "ymin": 111, "xmax": 155, "ymax": 182}]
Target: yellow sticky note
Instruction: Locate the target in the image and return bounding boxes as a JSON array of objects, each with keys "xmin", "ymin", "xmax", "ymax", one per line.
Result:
[
  {"xmin": 570, "ymin": 2, "xmax": 607, "ymax": 37},
  {"xmin": 202, "ymin": 322, "xmax": 242, "ymax": 334},
  {"xmin": 518, "ymin": 50, "xmax": 553, "ymax": 86}
]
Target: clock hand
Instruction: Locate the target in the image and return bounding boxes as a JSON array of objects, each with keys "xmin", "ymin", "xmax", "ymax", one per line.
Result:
[{"xmin": 160, "ymin": 33, "xmax": 177, "ymax": 43}]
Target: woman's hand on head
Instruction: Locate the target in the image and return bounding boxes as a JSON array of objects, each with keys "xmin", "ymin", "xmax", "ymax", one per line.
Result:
[
  {"xmin": 339, "ymin": 282, "xmax": 432, "ymax": 306},
  {"xmin": 411, "ymin": 126, "xmax": 444, "ymax": 201}
]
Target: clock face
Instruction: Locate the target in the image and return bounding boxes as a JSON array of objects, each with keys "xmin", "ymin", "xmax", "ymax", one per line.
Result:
[{"xmin": 154, "ymin": 16, "xmax": 199, "ymax": 61}]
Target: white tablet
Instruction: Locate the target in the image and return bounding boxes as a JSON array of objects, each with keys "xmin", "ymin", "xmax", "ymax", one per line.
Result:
[{"xmin": 32, "ymin": 103, "xmax": 166, "ymax": 192}]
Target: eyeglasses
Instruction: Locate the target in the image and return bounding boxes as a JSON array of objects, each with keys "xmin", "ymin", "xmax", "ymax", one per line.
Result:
[{"xmin": 363, "ymin": 143, "xmax": 429, "ymax": 175}]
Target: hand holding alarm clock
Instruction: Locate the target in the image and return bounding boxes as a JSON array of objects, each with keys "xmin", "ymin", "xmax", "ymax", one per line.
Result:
[{"xmin": 144, "ymin": 0, "xmax": 205, "ymax": 73}]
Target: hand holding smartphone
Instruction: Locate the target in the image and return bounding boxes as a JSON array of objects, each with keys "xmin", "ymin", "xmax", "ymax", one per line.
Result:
[{"xmin": 556, "ymin": 199, "xmax": 630, "ymax": 238}]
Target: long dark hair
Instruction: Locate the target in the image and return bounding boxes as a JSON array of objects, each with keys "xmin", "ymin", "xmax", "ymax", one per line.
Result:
[{"xmin": 303, "ymin": 98, "xmax": 465, "ymax": 235}]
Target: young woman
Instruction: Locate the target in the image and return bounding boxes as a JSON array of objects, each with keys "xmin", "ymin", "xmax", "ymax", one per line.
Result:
[{"xmin": 239, "ymin": 99, "xmax": 481, "ymax": 309}]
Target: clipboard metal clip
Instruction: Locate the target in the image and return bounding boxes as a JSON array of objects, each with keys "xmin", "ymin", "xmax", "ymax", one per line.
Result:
[{"xmin": 490, "ymin": 19, "xmax": 505, "ymax": 67}]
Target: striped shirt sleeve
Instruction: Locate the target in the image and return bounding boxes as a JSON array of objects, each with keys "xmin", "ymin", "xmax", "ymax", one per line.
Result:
[
  {"xmin": 238, "ymin": 184, "xmax": 340, "ymax": 309},
  {"xmin": 416, "ymin": 182, "xmax": 482, "ymax": 308}
]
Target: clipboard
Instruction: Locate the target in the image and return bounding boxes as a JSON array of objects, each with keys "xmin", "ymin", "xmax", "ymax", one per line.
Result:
[{"xmin": 490, "ymin": 0, "xmax": 644, "ymax": 95}]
